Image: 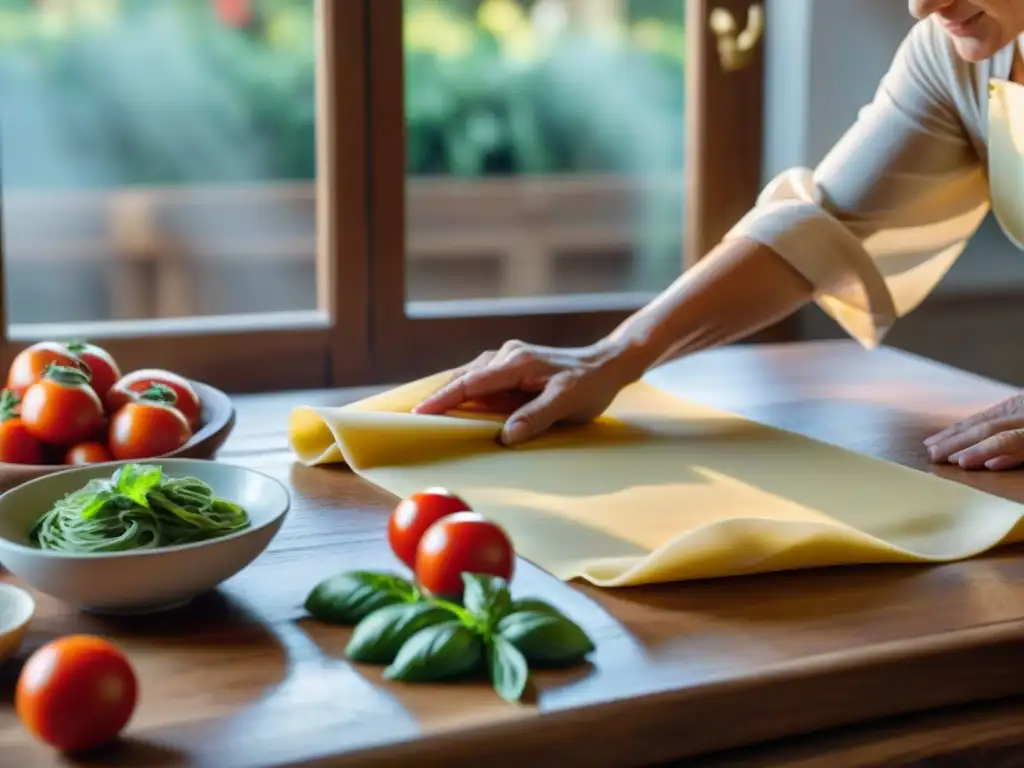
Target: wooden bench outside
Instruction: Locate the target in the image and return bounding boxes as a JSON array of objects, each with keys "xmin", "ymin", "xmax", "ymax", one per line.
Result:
[{"xmin": 2, "ymin": 175, "xmax": 684, "ymax": 321}]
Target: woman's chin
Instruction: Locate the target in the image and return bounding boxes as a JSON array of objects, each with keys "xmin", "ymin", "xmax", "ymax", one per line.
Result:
[{"xmin": 948, "ymin": 35, "xmax": 1005, "ymax": 63}]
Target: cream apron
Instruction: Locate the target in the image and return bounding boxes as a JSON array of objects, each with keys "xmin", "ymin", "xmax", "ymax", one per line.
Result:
[{"xmin": 988, "ymin": 77, "xmax": 1024, "ymax": 245}]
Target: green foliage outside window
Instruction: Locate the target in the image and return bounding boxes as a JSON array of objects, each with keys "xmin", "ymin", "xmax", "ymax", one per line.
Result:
[{"xmin": 0, "ymin": 0, "xmax": 684, "ymax": 189}]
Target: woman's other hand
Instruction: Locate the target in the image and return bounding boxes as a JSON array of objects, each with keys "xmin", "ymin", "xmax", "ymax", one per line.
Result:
[
  {"xmin": 925, "ymin": 395, "xmax": 1024, "ymax": 470},
  {"xmin": 413, "ymin": 339, "xmax": 644, "ymax": 446}
]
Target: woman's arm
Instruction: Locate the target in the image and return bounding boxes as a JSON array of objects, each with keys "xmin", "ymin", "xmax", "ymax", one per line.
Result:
[
  {"xmin": 418, "ymin": 236, "xmax": 814, "ymax": 435},
  {"xmin": 607, "ymin": 15, "xmax": 991, "ymax": 376},
  {"xmin": 417, "ymin": 17, "xmax": 991, "ymax": 445},
  {"xmin": 604, "ymin": 236, "xmax": 814, "ymax": 378}
]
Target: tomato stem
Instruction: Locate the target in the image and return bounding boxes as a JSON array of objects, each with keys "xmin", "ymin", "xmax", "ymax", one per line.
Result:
[
  {"xmin": 137, "ymin": 384, "xmax": 178, "ymax": 406},
  {"xmin": 43, "ymin": 363, "xmax": 92, "ymax": 387},
  {"xmin": 56, "ymin": 341, "xmax": 93, "ymax": 377},
  {"xmin": 0, "ymin": 388, "xmax": 20, "ymax": 421}
]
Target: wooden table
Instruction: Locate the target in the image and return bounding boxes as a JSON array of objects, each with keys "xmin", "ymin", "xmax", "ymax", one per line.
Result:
[{"xmin": 6, "ymin": 340, "xmax": 1024, "ymax": 767}]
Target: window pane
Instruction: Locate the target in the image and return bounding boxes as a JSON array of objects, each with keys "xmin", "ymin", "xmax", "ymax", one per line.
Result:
[
  {"xmin": 1, "ymin": 0, "xmax": 318, "ymax": 327},
  {"xmin": 403, "ymin": 0, "xmax": 685, "ymax": 305}
]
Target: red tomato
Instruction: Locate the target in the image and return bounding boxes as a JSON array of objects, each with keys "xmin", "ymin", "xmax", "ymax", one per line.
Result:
[
  {"xmin": 64, "ymin": 441, "xmax": 113, "ymax": 465},
  {"xmin": 0, "ymin": 388, "xmax": 43, "ymax": 464},
  {"xmin": 414, "ymin": 512, "xmax": 516, "ymax": 597},
  {"xmin": 388, "ymin": 488, "xmax": 472, "ymax": 569},
  {"xmin": 0, "ymin": 419, "xmax": 44, "ymax": 465},
  {"xmin": 21, "ymin": 366, "xmax": 105, "ymax": 446},
  {"xmin": 63, "ymin": 341, "xmax": 121, "ymax": 399},
  {"xmin": 108, "ymin": 400, "xmax": 191, "ymax": 460},
  {"xmin": 16, "ymin": 635, "xmax": 138, "ymax": 753},
  {"xmin": 105, "ymin": 369, "xmax": 201, "ymax": 428},
  {"xmin": 6, "ymin": 342, "xmax": 85, "ymax": 397}
]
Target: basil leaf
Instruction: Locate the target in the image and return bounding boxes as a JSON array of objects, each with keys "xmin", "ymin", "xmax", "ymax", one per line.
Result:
[
  {"xmin": 489, "ymin": 635, "xmax": 529, "ymax": 703},
  {"xmin": 78, "ymin": 487, "xmax": 119, "ymax": 521},
  {"xmin": 497, "ymin": 610, "xmax": 595, "ymax": 666},
  {"xmin": 346, "ymin": 602, "xmax": 458, "ymax": 664},
  {"xmin": 509, "ymin": 597, "xmax": 561, "ymax": 618},
  {"xmin": 305, "ymin": 571, "xmax": 418, "ymax": 625},
  {"xmin": 383, "ymin": 621, "xmax": 484, "ymax": 683},
  {"xmin": 112, "ymin": 463, "xmax": 162, "ymax": 509},
  {"xmin": 462, "ymin": 573, "xmax": 513, "ymax": 625}
]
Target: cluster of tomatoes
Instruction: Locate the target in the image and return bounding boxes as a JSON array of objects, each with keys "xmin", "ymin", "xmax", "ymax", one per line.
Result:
[
  {"xmin": 0, "ymin": 340, "xmax": 202, "ymax": 467},
  {"xmin": 387, "ymin": 487, "xmax": 516, "ymax": 597}
]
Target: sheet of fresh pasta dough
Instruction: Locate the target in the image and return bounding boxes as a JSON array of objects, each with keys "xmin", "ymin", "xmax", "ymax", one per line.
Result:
[{"xmin": 287, "ymin": 372, "xmax": 1024, "ymax": 587}]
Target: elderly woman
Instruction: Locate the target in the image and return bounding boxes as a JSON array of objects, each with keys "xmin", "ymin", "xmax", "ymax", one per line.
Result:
[{"xmin": 415, "ymin": 0, "xmax": 1024, "ymax": 470}]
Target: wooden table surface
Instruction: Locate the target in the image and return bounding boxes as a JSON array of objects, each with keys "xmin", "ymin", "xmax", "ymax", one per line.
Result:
[{"xmin": 6, "ymin": 340, "xmax": 1024, "ymax": 767}]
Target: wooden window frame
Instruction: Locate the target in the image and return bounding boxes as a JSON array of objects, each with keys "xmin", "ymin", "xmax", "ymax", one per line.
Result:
[
  {"xmin": 0, "ymin": 1, "xmax": 369, "ymax": 395},
  {"xmin": 366, "ymin": 0, "xmax": 781, "ymax": 383},
  {"xmin": 0, "ymin": 0, "xmax": 777, "ymax": 393}
]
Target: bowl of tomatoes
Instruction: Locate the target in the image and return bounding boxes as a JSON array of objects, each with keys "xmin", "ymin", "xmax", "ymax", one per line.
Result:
[{"xmin": 0, "ymin": 340, "xmax": 235, "ymax": 492}]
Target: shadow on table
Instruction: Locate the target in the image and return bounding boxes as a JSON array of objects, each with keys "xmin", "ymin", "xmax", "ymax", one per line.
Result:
[
  {"xmin": 91, "ymin": 590, "xmax": 276, "ymax": 641},
  {"xmin": 574, "ymin": 561, "xmax": 969, "ymax": 661},
  {"xmin": 1, "ymin": 590, "xmax": 290, "ymax": 707},
  {"xmin": 591, "ymin": 561, "xmax": 929, "ymax": 615},
  {"xmin": 55, "ymin": 737, "xmax": 187, "ymax": 767}
]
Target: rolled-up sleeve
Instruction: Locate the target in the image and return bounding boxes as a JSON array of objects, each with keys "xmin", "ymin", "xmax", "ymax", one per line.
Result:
[{"xmin": 726, "ymin": 19, "xmax": 990, "ymax": 348}]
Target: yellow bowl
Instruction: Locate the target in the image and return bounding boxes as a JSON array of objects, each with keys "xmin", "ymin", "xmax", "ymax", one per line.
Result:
[{"xmin": 0, "ymin": 584, "xmax": 36, "ymax": 663}]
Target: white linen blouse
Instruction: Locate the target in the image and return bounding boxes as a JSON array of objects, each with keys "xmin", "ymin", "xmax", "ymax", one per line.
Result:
[{"xmin": 726, "ymin": 15, "xmax": 1024, "ymax": 348}]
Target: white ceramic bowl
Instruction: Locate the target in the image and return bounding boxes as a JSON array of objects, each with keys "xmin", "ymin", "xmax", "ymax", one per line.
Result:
[
  {"xmin": 0, "ymin": 584, "xmax": 35, "ymax": 662},
  {"xmin": 0, "ymin": 459, "xmax": 290, "ymax": 615}
]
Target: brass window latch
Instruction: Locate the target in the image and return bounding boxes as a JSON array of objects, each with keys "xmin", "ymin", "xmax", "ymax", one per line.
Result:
[{"xmin": 709, "ymin": 3, "xmax": 764, "ymax": 72}]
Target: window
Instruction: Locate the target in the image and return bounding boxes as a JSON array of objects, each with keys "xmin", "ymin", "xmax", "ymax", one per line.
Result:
[{"xmin": 0, "ymin": 0, "xmax": 768, "ymax": 392}]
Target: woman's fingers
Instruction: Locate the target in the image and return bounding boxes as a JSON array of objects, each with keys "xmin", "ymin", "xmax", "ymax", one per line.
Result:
[
  {"xmin": 924, "ymin": 396, "xmax": 1024, "ymax": 447},
  {"xmin": 947, "ymin": 428, "xmax": 1024, "ymax": 469},
  {"xmin": 501, "ymin": 374, "xmax": 575, "ymax": 446},
  {"xmin": 978, "ymin": 453, "xmax": 1024, "ymax": 471},
  {"xmin": 414, "ymin": 355, "xmax": 551, "ymax": 415},
  {"xmin": 444, "ymin": 350, "xmax": 496, "ymax": 383},
  {"xmin": 926, "ymin": 416, "xmax": 1024, "ymax": 462}
]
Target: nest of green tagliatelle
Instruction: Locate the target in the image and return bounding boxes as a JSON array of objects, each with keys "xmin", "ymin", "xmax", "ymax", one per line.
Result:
[{"xmin": 31, "ymin": 463, "xmax": 251, "ymax": 553}]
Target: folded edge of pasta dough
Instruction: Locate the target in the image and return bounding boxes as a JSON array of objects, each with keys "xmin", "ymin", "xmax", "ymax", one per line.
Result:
[
  {"xmin": 289, "ymin": 408, "xmax": 505, "ymax": 471},
  {"xmin": 572, "ymin": 513, "xmax": 1024, "ymax": 588},
  {"xmin": 285, "ymin": 373, "xmax": 1024, "ymax": 588}
]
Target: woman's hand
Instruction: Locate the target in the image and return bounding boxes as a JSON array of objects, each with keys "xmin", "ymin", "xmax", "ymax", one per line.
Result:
[
  {"xmin": 925, "ymin": 395, "xmax": 1024, "ymax": 470},
  {"xmin": 413, "ymin": 339, "xmax": 644, "ymax": 446}
]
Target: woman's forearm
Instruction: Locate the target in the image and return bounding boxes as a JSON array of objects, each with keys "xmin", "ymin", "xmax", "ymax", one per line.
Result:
[{"xmin": 605, "ymin": 236, "xmax": 815, "ymax": 376}]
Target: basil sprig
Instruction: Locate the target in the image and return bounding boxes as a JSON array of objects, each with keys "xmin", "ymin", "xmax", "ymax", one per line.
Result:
[
  {"xmin": 384, "ymin": 621, "xmax": 485, "ymax": 682},
  {"xmin": 489, "ymin": 634, "xmax": 529, "ymax": 703},
  {"xmin": 463, "ymin": 572, "xmax": 513, "ymax": 625},
  {"xmin": 305, "ymin": 570, "xmax": 595, "ymax": 703},
  {"xmin": 346, "ymin": 601, "xmax": 458, "ymax": 664},
  {"xmin": 497, "ymin": 609, "xmax": 594, "ymax": 665},
  {"xmin": 304, "ymin": 571, "xmax": 420, "ymax": 624}
]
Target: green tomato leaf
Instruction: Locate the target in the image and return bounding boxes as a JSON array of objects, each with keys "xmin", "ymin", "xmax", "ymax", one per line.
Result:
[
  {"xmin": 305, "ymin": 571, "xmax": 418, "ymax": 625},
  {"xmin": 383, "ymin": 621, "xmax": 485, "ymax": 683},
  {"xmin": 461, "ymin": 572, "xmax": 512, "ymax": 626},
  {"xmin": 346, "ymin": 601, "xmax": 459, "ymax": 664},
  {"xmin": 497, "ymin": 610, "xmax": 595, "ymax": 666},
  {"xmin": 489, "ymin": 634, "xmax": 529, "ymax": 704}
]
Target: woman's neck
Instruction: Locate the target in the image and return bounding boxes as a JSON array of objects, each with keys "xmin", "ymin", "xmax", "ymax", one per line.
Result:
[{"xmin": 1013, "ymin": 40, "xmax": 1024, "ymax": 84}]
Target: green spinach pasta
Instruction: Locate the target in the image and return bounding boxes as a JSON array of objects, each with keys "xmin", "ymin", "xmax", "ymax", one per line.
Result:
[{"xmin": 31, "ymin": 463, "xmax": 251, "ymax": 553}]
